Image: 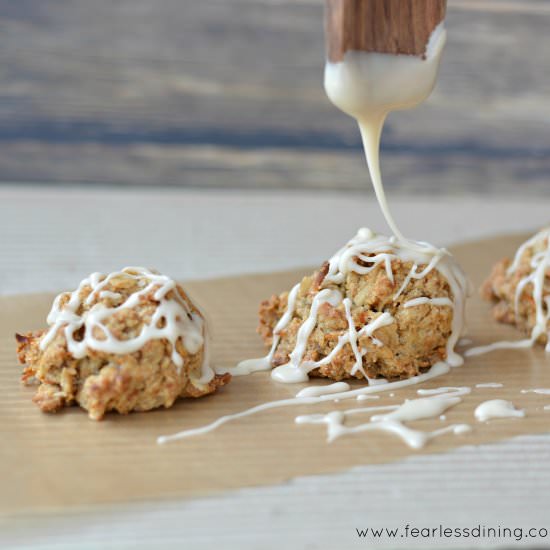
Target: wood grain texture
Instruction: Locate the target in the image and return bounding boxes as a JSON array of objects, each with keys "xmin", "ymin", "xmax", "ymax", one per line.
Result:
[
  {"xmin": 0, "ymin": 0, "xmax": 549, "ymax": 194},
  {"xmin": 325, "ymin": 0, "xmax": 446, "ymax": 61}
]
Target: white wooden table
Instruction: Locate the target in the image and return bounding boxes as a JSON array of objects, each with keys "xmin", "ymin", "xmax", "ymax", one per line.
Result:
[{"xmin": 2, "ymin": 185, "xmax": 550, "ymax": 549}]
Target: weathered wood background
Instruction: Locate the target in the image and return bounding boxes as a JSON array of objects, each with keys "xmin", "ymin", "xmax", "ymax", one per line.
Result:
[{"xmin": 0, "ymin": 0, "xmax": 549, "ymax": 194}]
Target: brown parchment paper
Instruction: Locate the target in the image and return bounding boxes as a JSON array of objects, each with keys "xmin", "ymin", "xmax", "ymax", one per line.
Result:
[{"xmin": 2, "ymin": 233, "xmax": 550, "ymax": 515}]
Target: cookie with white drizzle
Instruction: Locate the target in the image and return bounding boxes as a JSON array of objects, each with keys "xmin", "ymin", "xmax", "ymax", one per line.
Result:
[
  {"xmin": 16, "ymin": 267, "xmax": 230, "ymax": 420},
  {"xmin": 253, "ymin": 228, "xmax": 469, "ymax": 384},
  {"xmin": 480, "ymin": 228, "xmax": 550, "ymax": 351}
]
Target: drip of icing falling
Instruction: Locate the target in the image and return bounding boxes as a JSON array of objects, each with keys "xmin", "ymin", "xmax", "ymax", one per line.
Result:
[
  {"xmin": 475, "ymin": 383, "xmax": 504, "ymax": 389},
  {"xmin": 233, "ymin": 22, "xmax": 467, "ymax": 384},
  {"xmin": 324, "ymin": 23, "xmax": 447, "ymax": 241},
  {"xmin": 296, "ymin": 392, "xmax": 470, "ymax": 449},
  {"xmin": 40, "ymin": 267, "xmax": 212, "ymax": 381},
  {"xmin": 474, "ymin": 400, "xmax": 525, "ymax": 422},
  {"xmin": 157, "ymin": 361, "xmax": 451, "ymax": 444},
  {"xmin": 466, "ymin": 228, "xmax": 550, "ymax": 357}
]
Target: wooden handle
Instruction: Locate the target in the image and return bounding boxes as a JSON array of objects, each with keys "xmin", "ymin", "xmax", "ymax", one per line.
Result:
[{"xmin": 325, "ymin": 0, "xmax": 446, "ymax": 62}]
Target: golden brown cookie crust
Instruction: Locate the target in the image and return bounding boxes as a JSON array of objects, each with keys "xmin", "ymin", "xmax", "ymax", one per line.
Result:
[
  {"xmin": 16, "ymin": 270, "xmax": 230, "ymax": 420},
  {"xmin": 259, "ymin": 258, "xmax": 454, "ymax": 382}
]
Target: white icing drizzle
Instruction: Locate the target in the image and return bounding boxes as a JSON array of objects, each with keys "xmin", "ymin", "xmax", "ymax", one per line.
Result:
[
  {"xmin": 295, "ymin": 382, "xmax": 350, "ymax": 398},
  {"xmin": 296, "ymin": 414, "xmax": 469, "ymax": 449},
  {"xmin": 296, "ymin": 392, "xmax": 470, "ymax": 449},
  {"xmin": 231, "ymin": 283, "xmax": 301, "ymax": 376},
  {"xmin": 235, "ymin": 228, "xmax": 469, "ymax": 386},
  {"xmin": 157, "ymin": 361, "xmax": 451, "ymax": 444},
  {"xmin": 474, "ymin": 400, "xmax": 525, "ymax": 422},
  {"xmin": 272, "ymin": 310, "xmax": 394, "ymax": 384},
  {"xmin": 357, "ymin": 394, "xmax": 379, "ymax": 401},
  {"xmin": 370, "ymin": 395, "xmax": 461, "ymax": 423},
  {"xmin": 417, "ymin": 386, "xmax": 471, "ymax": 397},
  {"xmin": 465, "ymin": 337, "xmax": 534, "ymax": 357},
  {"xmin": 324, "ymin": 229, "xmax": 469, "ymax": 369},
  {"xmin": 466, "ymin": 228, "xmax": 550, "ymax": 357},
  {"xmin": 475, "ymin": 383, "xmax": 504, "ymax": 389},
  {"xmin": 98, "ymin": 290, "xmax": 122, "ymax": 300},
  {"xmin": 524, "ymin": 389, "xmax": 550, "ymax": 413},
  {"xmin": 271, "ymin": 288, "xmax": 347, "ymax": 383},
  {"xmin": 403, "ymin": 297, "xmax": 453, "ymax": 308},
  {"xmin": 40, "ymin": 267, "xmax": 211, "ymax": 380}
]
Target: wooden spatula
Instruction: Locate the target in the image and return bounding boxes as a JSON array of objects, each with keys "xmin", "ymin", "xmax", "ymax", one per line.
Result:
[{"xmin": 325, "ymin": 0, "xmax": 447, "ymax": 62}]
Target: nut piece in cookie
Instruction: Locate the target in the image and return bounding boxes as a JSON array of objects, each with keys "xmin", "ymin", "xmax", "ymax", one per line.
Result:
[
  {"xmin": 258, "ymin": 228, "xmax": 469, "ymax": 383},
  {"xmin": 481, "ymin": 228, "xmax": 550, "ymax": 347},
  {"xmin": 16, "ymin": 267, "xmax": 230, "ymax": 420}
]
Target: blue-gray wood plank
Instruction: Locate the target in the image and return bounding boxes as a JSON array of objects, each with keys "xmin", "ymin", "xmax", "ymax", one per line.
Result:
[{"xmin": 0, "ymin": 0, "xmax": 549, "ymax": 194}]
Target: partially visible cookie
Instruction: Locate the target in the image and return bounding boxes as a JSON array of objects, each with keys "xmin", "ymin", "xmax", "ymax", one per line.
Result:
[
  {"xmin": 16, "ymin": 267, "xmax": 230, "ymax": 420},
  {"xmin": 481, "ymin": 228, "xmax": 550, "ymax": 346}
]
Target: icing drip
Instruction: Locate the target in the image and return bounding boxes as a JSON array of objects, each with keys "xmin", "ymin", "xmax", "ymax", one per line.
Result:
[
  {"xmin": 370, "ymin": 395, "xmax": 461, "ymax": 423},
  {"xmin": 296, "ymin": 391, "xmax": 471, "ymax": 449},
  {"xmin": 465, "ymin": 337, "xmax": 534, "ymax": 357},
  {"xmin": 417, "ymin": 386, "xmax": 471, "ymax": 397},
  {"xmin": 231, "ymin": 283, "xmax": 301, "ymax": 376},
  {"xmin": 271, "ymin": 309, "xmax": 394, "ymax": 384},
  {"xmin": 271, "ymin": 289, "xmax": 345, "ymax": 383},
  {"xmin": 235, "ymin": 228, "xmax": 469, "ymax": 384},
  {"xmin": 295, "ymin": 382, "xmax": 351, "ymax": 398},
  {"xmin": 40, "ymin": 267, "xmax": 211, "ymax": 380},
  {"xmin": 521, "ymin": 388, "xmax": 550, "ymax": 395},
  {"xmin": 474, "ymin": 400, "xmax": 525, "ymax": 422},
  {"xmin": 475, "ymin": 383, "xmax": 504, "ymax": 389},
  {"xmin": 357, "ymin": 394, "xmax": 380, "ymax": 401},
  {"xmin": 403, "ymin": 297, "xmax": 453, "ymax": 308},
  {"xmin": 466, "ymin": 228, "xmax": 550, "ymax": 357},
  {"xmin": 157, "ymin": 361, "xmax": 452, "ymax": 444}
]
